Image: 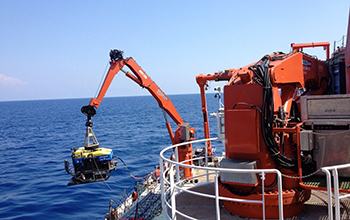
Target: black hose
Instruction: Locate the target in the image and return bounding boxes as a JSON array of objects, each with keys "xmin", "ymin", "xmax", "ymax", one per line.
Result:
[{"xmin": 249, "ymin": 56, "xmax": 297, "ymax": 171}]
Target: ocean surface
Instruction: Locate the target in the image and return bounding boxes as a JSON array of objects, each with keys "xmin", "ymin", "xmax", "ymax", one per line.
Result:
[{"xmin": 0, "ymin": 94, "xmax": 223, "ymax": 220}]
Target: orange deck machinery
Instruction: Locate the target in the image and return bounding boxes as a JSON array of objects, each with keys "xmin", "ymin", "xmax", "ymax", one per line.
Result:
[{"xmin": 196, "ymin": 42, "xmax": 350, "ymax": 218}]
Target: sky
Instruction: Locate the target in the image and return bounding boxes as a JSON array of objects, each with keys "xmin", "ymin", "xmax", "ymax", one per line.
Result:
[{"xmin": 0, "ymin": 1, "xmax": 349, "ymax": 101}]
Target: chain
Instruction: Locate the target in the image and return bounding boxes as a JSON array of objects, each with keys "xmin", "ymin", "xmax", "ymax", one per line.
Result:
[
  {"xmin": 281, "ymin": 169, "xmax": 321, "ymax": 179},
  {"xmin": 298, "ymin": 125, "xmax": 350, "ymax": 136},
  {"xmin": 311, "ymin": 130, "xmax": 350, "ymax": 136}
]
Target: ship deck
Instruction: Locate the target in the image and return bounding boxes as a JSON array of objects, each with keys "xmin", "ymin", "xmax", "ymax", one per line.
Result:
[
  {"xmin": 172, "ymin": 182, "xmax": 350, "ymax": 220},
  {"xmin": 158, "ymin": 138, "xmax": 350, "ymax": 220}
]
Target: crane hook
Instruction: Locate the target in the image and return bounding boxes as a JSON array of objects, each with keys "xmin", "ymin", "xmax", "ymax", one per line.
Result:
[
  {"xmin": 81, "ymin": 105, "xmax": 96, "ymax": 127},
  {"xmin": 109, "ymin": 49, "xmax": 124, "ymax": 61}
]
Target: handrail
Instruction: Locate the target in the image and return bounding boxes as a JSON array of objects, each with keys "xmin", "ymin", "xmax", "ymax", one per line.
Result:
[
  {"xmin": 159, "ymin": 138, "xmax": 284, "ymax": 220},
  {"xmin": 291, "ymin": 42, "xmax": 330, "ymax": 59},
  {"xmin": 321, "ymin": 163, "xmax": 350, "ymax": 220}
]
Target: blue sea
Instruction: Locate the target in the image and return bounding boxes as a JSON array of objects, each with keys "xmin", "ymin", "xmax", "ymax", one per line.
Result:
[{"xmin": 0, "ymin": 94, "xmax": 223, "ymax": 220}]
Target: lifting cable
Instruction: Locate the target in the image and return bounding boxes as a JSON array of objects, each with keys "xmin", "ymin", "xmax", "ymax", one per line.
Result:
[
  {"xmin": 92, "ymin": 157, "xmax": 117, "ymax": 193},
  {"xmin": 91, "ymin": 156, "xmax": 150, "ymax": 194},
  {"xmin": 95, "ymin": 62, "xmax": 110, "ymax": 98}
]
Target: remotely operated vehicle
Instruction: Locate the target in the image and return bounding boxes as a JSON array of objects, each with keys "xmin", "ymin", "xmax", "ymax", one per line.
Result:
[
  {"xmin": 64, "ymin": 106, "xmax": 117, "ymax": 186},
  {"xmin": 65, "ymin": 49, "xmax": 196, "ymax": 185}
]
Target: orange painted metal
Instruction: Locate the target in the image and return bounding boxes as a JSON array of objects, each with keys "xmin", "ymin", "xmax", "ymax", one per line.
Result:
[
  {"xmin": 296, "ymin": 123, "xmax": 303, "ymax": 183},
  {"xmin": 224, "ymin": 84, "xmax": 263, "ymax": 157},
  {"xmin": 196, "ymin": 75, "xmax": 212, "ymax": 156},
  {"xmin": 270, "ymin": 54, "xmax": 304, "ymax": 87},
  {"xmin": 89, "ymin": 56, "xmax": 194, "ymax": 178},
  {"xmin": 165, "ymin": 122, "xmax": 175, "ymax": 145},
  {"xmin": 202, "ymin": 43, "xmax": 331, "ymax": 218},
  {"xmin": 272, "ymin": 87, "xmax": 282, "ymax": 112},
  {"xmin": 90, "ymin": 58, "xmax": 184, "ymax": 126},
  {"xmin": 219, "ymin": 184, "xmax": 311, "ymax": 219},
  {"xmin": 291, "ymin": 42, "xmax": 330, "ymax": 59},
  {"xmin": 269, "ymin": 51, "xmax": 329, "ymax": 92},
  {"xmin": 280, "ymin": 85, "xmax": 296, "ymax": 116},
  {"xmin": 195, "ymin": 71, "xmax": 233, "ymax": 156},
  {"xmin": 224, "ymin": 83, "xmax": 277, "ymax": 187},
  {"xmin": 273, "ymin": 127, "xmax": 297, "ymax": 133},
  {"xmin": 225, "ymin": 109, "xmax": 261, "ymax": 154}
]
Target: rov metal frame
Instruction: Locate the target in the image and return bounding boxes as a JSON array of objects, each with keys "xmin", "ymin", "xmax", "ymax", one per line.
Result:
[{"xmin": 159, "ymin": 137, "xmax": 284, "ymax": 220}]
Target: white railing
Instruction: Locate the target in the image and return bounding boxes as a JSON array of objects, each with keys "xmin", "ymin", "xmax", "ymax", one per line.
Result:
[
  {"xmin": 322, "ymin": 164, "xmax": 350, "ymax": 220},
  {"xmin": 159, "ymin": 138, "xmax": 284, "ymax": 220}
]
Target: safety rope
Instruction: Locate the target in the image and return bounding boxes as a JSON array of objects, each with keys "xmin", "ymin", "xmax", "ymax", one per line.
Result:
[{"xmin": 116, "ymin": 156, "xmax": 151, "ymax": 180}]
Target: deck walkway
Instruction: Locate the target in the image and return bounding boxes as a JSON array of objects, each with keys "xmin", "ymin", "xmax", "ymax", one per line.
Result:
[{"xmin": 173, "ymin": 182, "xmax": 350, "ymax": 220}]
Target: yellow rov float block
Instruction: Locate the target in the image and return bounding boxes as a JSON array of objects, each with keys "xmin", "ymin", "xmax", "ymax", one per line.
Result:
[{"xmin": 73, "ymin": 147, "xmax": 114, "ymax": 163}]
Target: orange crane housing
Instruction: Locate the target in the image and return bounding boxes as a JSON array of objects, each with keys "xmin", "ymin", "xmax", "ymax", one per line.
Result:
[{"xmin": 196, "ymin": 43, "xmax": 337, "ymax": 218}]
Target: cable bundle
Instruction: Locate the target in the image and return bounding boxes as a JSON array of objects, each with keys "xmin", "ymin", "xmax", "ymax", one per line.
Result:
[{"xmin": 249, "ymin": 56, "xmax": 297, "ymax": 171}]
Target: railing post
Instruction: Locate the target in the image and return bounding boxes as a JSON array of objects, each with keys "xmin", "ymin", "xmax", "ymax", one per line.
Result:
[
  {"xmin": 333, "ymin": 169, "xmax": 340, "ymax": 220},
  {"xmin": 160, "ymin": 138, "xmax": 295, "ymax": 220},
  {"xmin": 276, "ymin": 171, "xmax": 283, "ymax": 220},
  {"xmin": 214, "ymin": 171, "xmax": 220, "ymax": 220},
  {"xmin": 205, "ymin": 141, "xmax": 209, "ymax": 182},
  {"xmin": 322, "ymin": 168, "xmax": 333, "ymax": 220},
  {"xmin": 261, "ymin": 171, "xmax": 266, "ymax": 220},
  {"xmin": 170, "ymin": 164, "xmax": 177, "ymax": 220},
  {"xmin": 159, "ymin": 156, "xmax": 165, "ymax": 211},
  {"xmin": 175, "ymin": 145, "xmax": 180, "ymax": 183}
]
